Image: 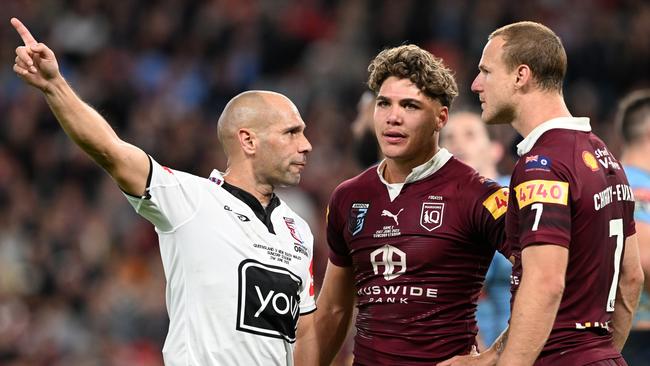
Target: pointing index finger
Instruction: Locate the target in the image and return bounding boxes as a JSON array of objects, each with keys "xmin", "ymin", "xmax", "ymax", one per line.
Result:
[{"xmin": 10, "ymin": 18, "xmax": 38, "ymax": 46}]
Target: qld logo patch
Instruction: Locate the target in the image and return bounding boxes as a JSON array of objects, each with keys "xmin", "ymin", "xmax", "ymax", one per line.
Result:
[
  {"xmin": 348, "ymin": 203, "xmax": 370, "ymax": 236},
  {"xmin": 524, "ymin": 154, "xmax": 551, "ymax": 172},
  {"xmin": 420, "ymin": 202, "xmax": 444, "ymax": 231}
]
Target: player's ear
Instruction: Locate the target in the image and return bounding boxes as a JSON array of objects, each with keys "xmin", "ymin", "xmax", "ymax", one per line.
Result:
[
  {"xmin": 434, "ymin": 106, "xmax": 449, "ymax": 132},
  {"xmin": 514, "ymin": 64, "xmax": 532, "ymax": 90},
  {"xmin": 238, "ymin": 128, "xmax": 257, "ymax": 155}
]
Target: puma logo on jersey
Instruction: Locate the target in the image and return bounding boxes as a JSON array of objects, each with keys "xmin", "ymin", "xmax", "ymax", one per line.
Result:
[{"xmin": 381, "ymin": 208, "xmax": 404, "ymax": 225}]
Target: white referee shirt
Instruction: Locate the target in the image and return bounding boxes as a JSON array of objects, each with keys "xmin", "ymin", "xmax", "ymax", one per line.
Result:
[{"xmin": 124, "ymin": 157, "xmax": 316, "ymax": 366}]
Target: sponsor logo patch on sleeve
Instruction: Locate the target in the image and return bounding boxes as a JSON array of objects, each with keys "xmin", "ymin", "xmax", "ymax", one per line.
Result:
[
  {"xmin": 524, "ymin": 155, "xmax": 552, "ymax": 172},
  {"xmin": 582, "ymin": 151, "xmax": 599, "ymax": 171},
  {"xmin": 482, "ymin": 187, "xmax": 509, "ymax": 219},
  {"xmin": 514, "ymin": 179, "xmax": 569, "ymax": 208}
]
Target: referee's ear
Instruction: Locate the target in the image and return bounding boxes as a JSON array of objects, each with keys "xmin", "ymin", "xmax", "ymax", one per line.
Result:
[{"xmin": 238, "ymin": 128, "xmax": 258, "ymax": 156}]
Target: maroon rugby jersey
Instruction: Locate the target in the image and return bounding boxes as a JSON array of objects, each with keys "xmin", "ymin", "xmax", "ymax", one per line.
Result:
[
  {"xmin": 327, "ymin": 150, "xmax": 508, "ymax": 365},
  {"xmin": 506, "ymin": 117, "xmax": 635, "ymax": 365}
]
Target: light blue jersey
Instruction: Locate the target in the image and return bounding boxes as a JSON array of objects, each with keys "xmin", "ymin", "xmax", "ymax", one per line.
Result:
[
  {"xmin": 476, "ymin": 174, "xmax": 512, "ymax": 345},
  {"xmin": 624, "ymin": 165, "xmax": 650, "ymax": 325}
]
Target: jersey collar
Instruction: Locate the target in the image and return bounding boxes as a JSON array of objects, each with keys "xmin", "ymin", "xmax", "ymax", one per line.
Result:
[
  {"xmin": 376, "ymin": 148, "xmax": 453, "ymax": 185},
  {"xmin": 517, "ymin": 117, "xmax": 591, "ymax": 156},
  {"xmin": 209, "ymin": 170, "xmax": 281, "ymax": 234},
  {"xmin": 376, "ymin": 148, "xmax": 453, "ymax": 201}
]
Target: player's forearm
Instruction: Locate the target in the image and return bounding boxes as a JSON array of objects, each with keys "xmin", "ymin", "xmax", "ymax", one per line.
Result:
[
  {"xmin": 497, "ymin": 275, "xmax": 563, "ymax": 366},
  {"xmin": 641, "ymin": 254, "xmax": 650, "ymax": 295},
  {"xmin": 480, "ymin": 326, "xmax": 508, "ymax": 364},
  {"xmin": 313, "ymin": 305, "xmax": 354, "ymax": 365},
  {"xmin": 437, "ymin": 327, "xmax": 507, "ymax": 366},
  {"xmin": 43, "ymin": 75, "xmax": 123, "ymax": 170},
  {"xmin": 294, "ymin": 313, "xmax": 318, "ymax": 366},
  {"xmin": 294, "ymin": 293, "xmax": 354, "ymax": 366},
  {"xmin": 294, "ymin": 309, "xmax": 352, "ymax": 365},
  {"xmin": 611, "ymin": 269, "xmax": 643, "ymax": 350},
  {"xmin": 301, "ymin": 262, "xmax": 356, "ymax": 365}
]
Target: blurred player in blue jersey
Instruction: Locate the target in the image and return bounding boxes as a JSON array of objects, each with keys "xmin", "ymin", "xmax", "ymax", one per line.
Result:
[
  {"xmin": 440, "ymin": 111, "xmax": 512, "ymax": 348},
  {"xmin": 617, "ymin": 90, "xmax": 650, "ymax": 365},
  {"xmin": 617, "ymin": 89, "xmax": 650, "ymax": 331}
]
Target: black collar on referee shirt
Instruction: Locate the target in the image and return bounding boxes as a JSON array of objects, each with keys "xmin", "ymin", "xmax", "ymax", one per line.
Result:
[{"xmin": 221, "ymin": 181, "xmax": 281, "ymax": 234}]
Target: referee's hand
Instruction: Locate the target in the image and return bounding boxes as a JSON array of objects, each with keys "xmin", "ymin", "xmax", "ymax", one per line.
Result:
[{"xmin": 11, "ymin": 17, "xmax": 61, "ymax": 92}]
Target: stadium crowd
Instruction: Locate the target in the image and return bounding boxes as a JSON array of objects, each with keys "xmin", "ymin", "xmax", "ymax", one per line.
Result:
[{"xmin": 0, "ymin": 0, "xmax": 648, "ymax": 364}]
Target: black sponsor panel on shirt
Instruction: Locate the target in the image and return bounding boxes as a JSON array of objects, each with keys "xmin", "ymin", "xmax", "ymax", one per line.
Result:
[{"xmin": 236, "ymin": 259, "xmax": 302, "ymax": 342}]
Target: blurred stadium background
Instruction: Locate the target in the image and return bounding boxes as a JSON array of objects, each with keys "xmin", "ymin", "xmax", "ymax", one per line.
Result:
[{"xmin": 0, "ymin": 0, "xmax": 648, "ymax": 365}]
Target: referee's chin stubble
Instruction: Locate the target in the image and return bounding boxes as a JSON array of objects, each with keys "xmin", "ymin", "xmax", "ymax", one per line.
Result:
[{"xmin": 272, "ymin": 166, "xmax": 302, "ymax": 187}]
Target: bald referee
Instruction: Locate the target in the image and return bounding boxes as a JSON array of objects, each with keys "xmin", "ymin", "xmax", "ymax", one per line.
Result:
[{"xmin": 12, "ymin": 17, "xmax": 315, "ymax": 365}]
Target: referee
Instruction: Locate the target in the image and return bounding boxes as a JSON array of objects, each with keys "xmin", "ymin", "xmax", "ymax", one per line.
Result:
[{"xmin": 12, "ymin": 17, "xmax": 316, "ymax": 366}]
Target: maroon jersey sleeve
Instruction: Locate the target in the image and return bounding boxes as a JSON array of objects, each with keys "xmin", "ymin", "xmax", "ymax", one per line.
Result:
[
  {"xmin": 326, "ymin": 183, "xmax": 354, "ymax": 267},
  {"xmin": 510, "ymin": 156, "xmax": 573, "ymax": 249},
  {"xmin": 470, "ymin": 179, "xmax": 509, "ymax": 257}
]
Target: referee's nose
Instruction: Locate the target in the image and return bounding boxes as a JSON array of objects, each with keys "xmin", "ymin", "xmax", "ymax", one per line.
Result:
[{"xmin": 299, "ymin": 133, "xmax": 312, "ymax": 154}]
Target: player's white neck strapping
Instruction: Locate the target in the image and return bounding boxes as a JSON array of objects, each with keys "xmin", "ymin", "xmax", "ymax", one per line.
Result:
[{"xmin": 376, "ymin": 148, "xmax": 453, "ymax": 202}]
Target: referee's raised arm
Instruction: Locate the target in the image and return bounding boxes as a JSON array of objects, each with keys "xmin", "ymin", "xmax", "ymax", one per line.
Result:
[{"xmin": 10, "ymin": 17, "xmax": 150, "ymax": 197}]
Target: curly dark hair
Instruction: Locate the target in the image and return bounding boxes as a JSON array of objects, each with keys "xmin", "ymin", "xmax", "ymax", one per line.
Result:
[{"xmin": 367, "ymin": 44, "xmax": 458, "ymax": 107}]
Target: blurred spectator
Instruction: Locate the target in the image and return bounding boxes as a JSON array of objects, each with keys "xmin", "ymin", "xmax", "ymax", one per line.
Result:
[{"xmin": 351, "ymin": 91, "xmax": 381, "ymax": 168}]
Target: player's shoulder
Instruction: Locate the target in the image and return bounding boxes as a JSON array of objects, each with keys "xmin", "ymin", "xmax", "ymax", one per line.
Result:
[
  {"xmin": 331, "ymin": 165, "xmax": 379, "ymax": 197},
  {"xmin": 518, "ymin": 129, "xmax": 616, "ymax": 183},
  {"xmin": 523, "ymin": 139, "xmax": 568, "ymax": 165},
  {"xmin": 447, "ymin": 157, "xmax": 505, "ymax": 195},
  {"xmin": 327, "ymin": 166, "xmax": 379, "ymax": 223},
  {"xmin": 437, "ymin": 159, "xmax": 508, "ymax": 217},
  {"xmin": 514, "ymin": 136, "xmax": 576, "ymax": 183},
  {"xmin": 528, "ymin": 128, "xmax": 581, "ymax": 157}
]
